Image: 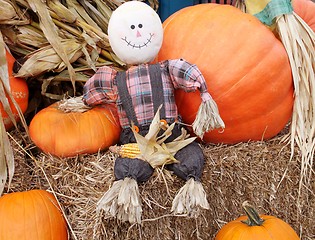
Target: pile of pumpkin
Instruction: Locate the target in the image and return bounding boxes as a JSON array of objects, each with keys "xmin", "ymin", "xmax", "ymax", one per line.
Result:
[{"xmin": 0, "ymin": 0, "xmax": 314, "ymax": 239}]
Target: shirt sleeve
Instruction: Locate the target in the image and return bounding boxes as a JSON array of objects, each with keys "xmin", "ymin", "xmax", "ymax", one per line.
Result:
[
  {"xmin": 167, "ymin": 59, "xmax": 210, "ymax": 101},
  {"xmin": 82, "ymin": 66, "xmax": 118, "ymax": 106}
]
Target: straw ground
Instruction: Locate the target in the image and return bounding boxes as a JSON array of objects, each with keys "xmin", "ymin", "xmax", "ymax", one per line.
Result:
[{"xmin": 8, "ymin": 126, "xmax": 314, "ymax": 240}]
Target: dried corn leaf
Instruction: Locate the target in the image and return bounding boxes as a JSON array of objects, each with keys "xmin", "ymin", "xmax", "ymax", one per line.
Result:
[
  {"xmin": 15, "ymin": 25, "xmax": 48, "ymax": 49},
  {"xmin": 78, "ymin": 0, "xmax": 109, "ymax": 32},
  {"xmin": 66, "ymin": 0, "xmax": 104, "ymax": 32},
  {"xmin": 0, "ymin": 0, "xmax": 29, "ymax": 25},
  {"xmin": 47, "ymin": 0, "xmax": 77, "ymax": 23},
  {"xmin": 0, "ymin": 41, "xmax": 15, "ymax": 196},
  {"xmin": 76, "ymin": 19, "xmax": 110, "ymax": 49},
  {"xmin": 38, "ymin": 69, "xmax": 90, "ymax": 82},
  {"xmin": 40, "ymin": 74, "xmax": 82, "ymax": 100},
  {"xmin": 0, "ymin": 28, "xmax": 36, "ymax": 55},
  {"xmin": 95, "ymin": 0, "xmax": 112, "ymax": 20},
  {"xmin": 0, "ymin": 0, "xmax": 17, "ymax": 22},
  {"xmin": 26, "ymin": 0, "xmax": 77, "ymax": 90},
  {"xmin": 0, "ymin": 118, "xmax": 9, "ymax": 196},
  {"xmin": 0, "ymin": 34, "xmax": 18, "ymax": 129},
  {"xmin": 235, "ymin": 0, "xmax": 246, "ymax": 12},
  {"xmin": 15, "ymin": 39, "xmax": 83, "ymax": 78},
  {"xmin": 131, "ymin": 105, "xmax": 196, "ymax": 168}
]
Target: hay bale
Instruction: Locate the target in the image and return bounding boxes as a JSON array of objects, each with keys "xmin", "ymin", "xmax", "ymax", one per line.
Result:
[{"xmin": 8, "ymin": 129, "xmax": 315, "ymax": 240}]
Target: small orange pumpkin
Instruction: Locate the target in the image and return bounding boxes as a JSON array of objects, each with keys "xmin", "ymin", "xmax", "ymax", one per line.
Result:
[
  {"xmin": 292, "ymin": 0, "xmax": 315, "ymax": 32},
  {"xmin": 0, "ymin": 189, "xmax": 68, "ymax": 240},
  {"xmin": 29, "ymin": 99, "xmax": 121, "ymax": 157},
  {"xmin": 0, "ymin": 50, "xmax": 29, "ymax": 130},
  {"xmin": 215, "ymin": 201, "xmax": 300, "ymax": 240},
  {"xmin": 158, "ymin": 4, "xmax": 293, "ymax": 144}
]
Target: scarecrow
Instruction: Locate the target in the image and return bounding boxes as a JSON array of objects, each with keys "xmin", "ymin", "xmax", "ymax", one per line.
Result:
[{"xmin": 82, "ymin": 1, "xmax": 224, "ymax": 224}]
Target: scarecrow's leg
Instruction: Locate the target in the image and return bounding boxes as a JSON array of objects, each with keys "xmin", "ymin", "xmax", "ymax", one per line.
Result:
[
  {"xmin": 166, "ymin": 141, "xmax": 210, "ymax": 216},
  {"xmin": 96, "ymin": 157, "xmax": 154, "ymax": 224},
  {"xmin": 167, "ymin": 141, "xmax": 205, "ymax": 181}
]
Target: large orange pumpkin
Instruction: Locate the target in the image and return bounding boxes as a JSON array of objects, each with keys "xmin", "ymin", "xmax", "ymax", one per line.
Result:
[
  {"xmin": 0, "ymin": 190, "xmax": 68, "ymax": 240},
  {"xmin": 292, "ymin": 0, "xmax": 315, "ymax": 32},
  {"xmin": 29, "ymin": 100, "xmax": 121, "ymax": 157},
  {"xmin": 0, "ymin": 50, "xmax": 29, "ymax": 130},
  {"xmin": 215, "ymin": 201, "xmax": 300, "ymax": 240},
  {"xmin": 158, "ymin": 4, "xmax": 293, "ymax": 144}
]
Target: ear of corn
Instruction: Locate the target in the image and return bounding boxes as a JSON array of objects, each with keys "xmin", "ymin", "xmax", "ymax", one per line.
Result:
[
  {"xmin": 109, "ymin": 105, "xmax": 195, "ymax": 168},
  {"xmin": 109, "ymin": 143, "xmax": 141, "ymax": 159}
]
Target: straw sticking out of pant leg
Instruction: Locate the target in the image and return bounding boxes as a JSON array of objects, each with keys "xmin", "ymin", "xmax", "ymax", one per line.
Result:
[
  {"xmin": 171, "ymin": 178, "xmax": 210, "ymax": 217},
  {"xmin": 96, "ymin": 177, "xmax": 142, "ymax": 224}
]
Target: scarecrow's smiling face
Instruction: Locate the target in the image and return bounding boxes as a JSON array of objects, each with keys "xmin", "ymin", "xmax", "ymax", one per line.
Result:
[
  {"xmin": 108, "ymin": 1, "xmax": 163, "ymax": 65},
  {"xmin": 121, "ymin": 23, "xmax": 154, "ymax": 50}
]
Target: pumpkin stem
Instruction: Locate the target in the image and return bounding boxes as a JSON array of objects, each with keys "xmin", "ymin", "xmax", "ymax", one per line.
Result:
[
  {"xmin": 241, "ymin": 201, "xmax": 264, "ymax": 226},
  {"xmin": 58, "ymin": 96, "xmax": 91, "ymax": 113}
]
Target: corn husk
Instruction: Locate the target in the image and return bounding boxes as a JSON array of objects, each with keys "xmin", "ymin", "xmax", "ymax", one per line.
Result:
[
  {"xmin": 131, "ymin": 105, "xmax": 196, "ymax": 169},
  {"xmin": 192, "ymin": 93, "xmax": 225, "ymax": 139},
  {"xmin": 171, "ymin": 178, "xmax": 210, "ymax": 216},
  {"xmin": 56, "ymin": 96, "xmax": 91, "ymax": 113},
  {"xmin": 276, "ymin": 12, "xmax": 315, "ymax": 196},
  {"xmin": 96, "ymin": 177, "xmax": 142, "ymax": 224}
]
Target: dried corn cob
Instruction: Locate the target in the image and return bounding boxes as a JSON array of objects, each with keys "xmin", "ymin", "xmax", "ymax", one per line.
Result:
[{"xmin": 109, "ymin": 143, "xmax": 141, "ymax": 159}]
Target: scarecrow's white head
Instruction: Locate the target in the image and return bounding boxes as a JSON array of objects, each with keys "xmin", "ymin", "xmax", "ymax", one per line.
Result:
[{"xmin": 108, "ymin": 1, "xmax": 163, "ymax": 65}]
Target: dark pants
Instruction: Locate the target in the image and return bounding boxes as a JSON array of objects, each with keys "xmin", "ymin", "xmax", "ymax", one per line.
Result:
[{"xmin": 114, "ymin": 123, "xmax": 205, "ymax": 183}]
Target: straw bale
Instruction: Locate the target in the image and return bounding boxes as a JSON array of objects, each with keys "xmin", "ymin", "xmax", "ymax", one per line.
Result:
[{"xmin": 7, "ymin": 128, "xmax": 315, "ymax": 240}]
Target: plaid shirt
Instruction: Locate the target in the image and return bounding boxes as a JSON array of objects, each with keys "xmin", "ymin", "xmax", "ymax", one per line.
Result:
[{"xmin": 83, "ymin": 59, "xmax": 210, "ymax": 129}]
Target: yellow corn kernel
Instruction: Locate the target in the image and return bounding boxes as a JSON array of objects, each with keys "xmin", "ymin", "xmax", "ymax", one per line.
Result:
[{"xmin": 109, "ymin": 143, "xmax": 141, "ymax": 158}]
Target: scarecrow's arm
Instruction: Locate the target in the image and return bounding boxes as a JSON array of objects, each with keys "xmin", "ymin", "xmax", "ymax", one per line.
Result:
[
  {"xmin": 82, "ymin": 66, "xmax": 118, "ymax": 106},
  {"xmin": 167, "ymin": 59, "xmax": 209, "ymax": 97},
  {"xmin": 167, "ymin": 59, "xmax": 225, "ymax": 138}
]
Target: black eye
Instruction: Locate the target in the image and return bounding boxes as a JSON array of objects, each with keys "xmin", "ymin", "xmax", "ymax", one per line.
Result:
[
  {"xmin": 130, "ymin": 25, "xmax": 135, "ymax": 29},
  {"xmin": 138, "ymin": 24, "xmax": 143, "ymax": 28}
]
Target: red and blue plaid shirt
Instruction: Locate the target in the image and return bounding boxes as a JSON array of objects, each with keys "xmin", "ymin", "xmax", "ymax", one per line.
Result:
[{"xmin": 83, "ymin": 59, "xmax": 211, "ymax": 129}]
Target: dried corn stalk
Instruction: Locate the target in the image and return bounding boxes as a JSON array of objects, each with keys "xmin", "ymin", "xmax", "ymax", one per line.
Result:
[
  {"xmin": 0, "ymin": 0, "xmax": 127, "ymax": 100},
  {"xmin": 0, "ymin": 35, "xmax": 22, "ymax": 196},
  {"xmin": 0, "ymin": 115, "xmax": 14, "ymax": 196},
  {"xmin": 14, "ymin": 39, "xmax": 83, "ymax": 78}
]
